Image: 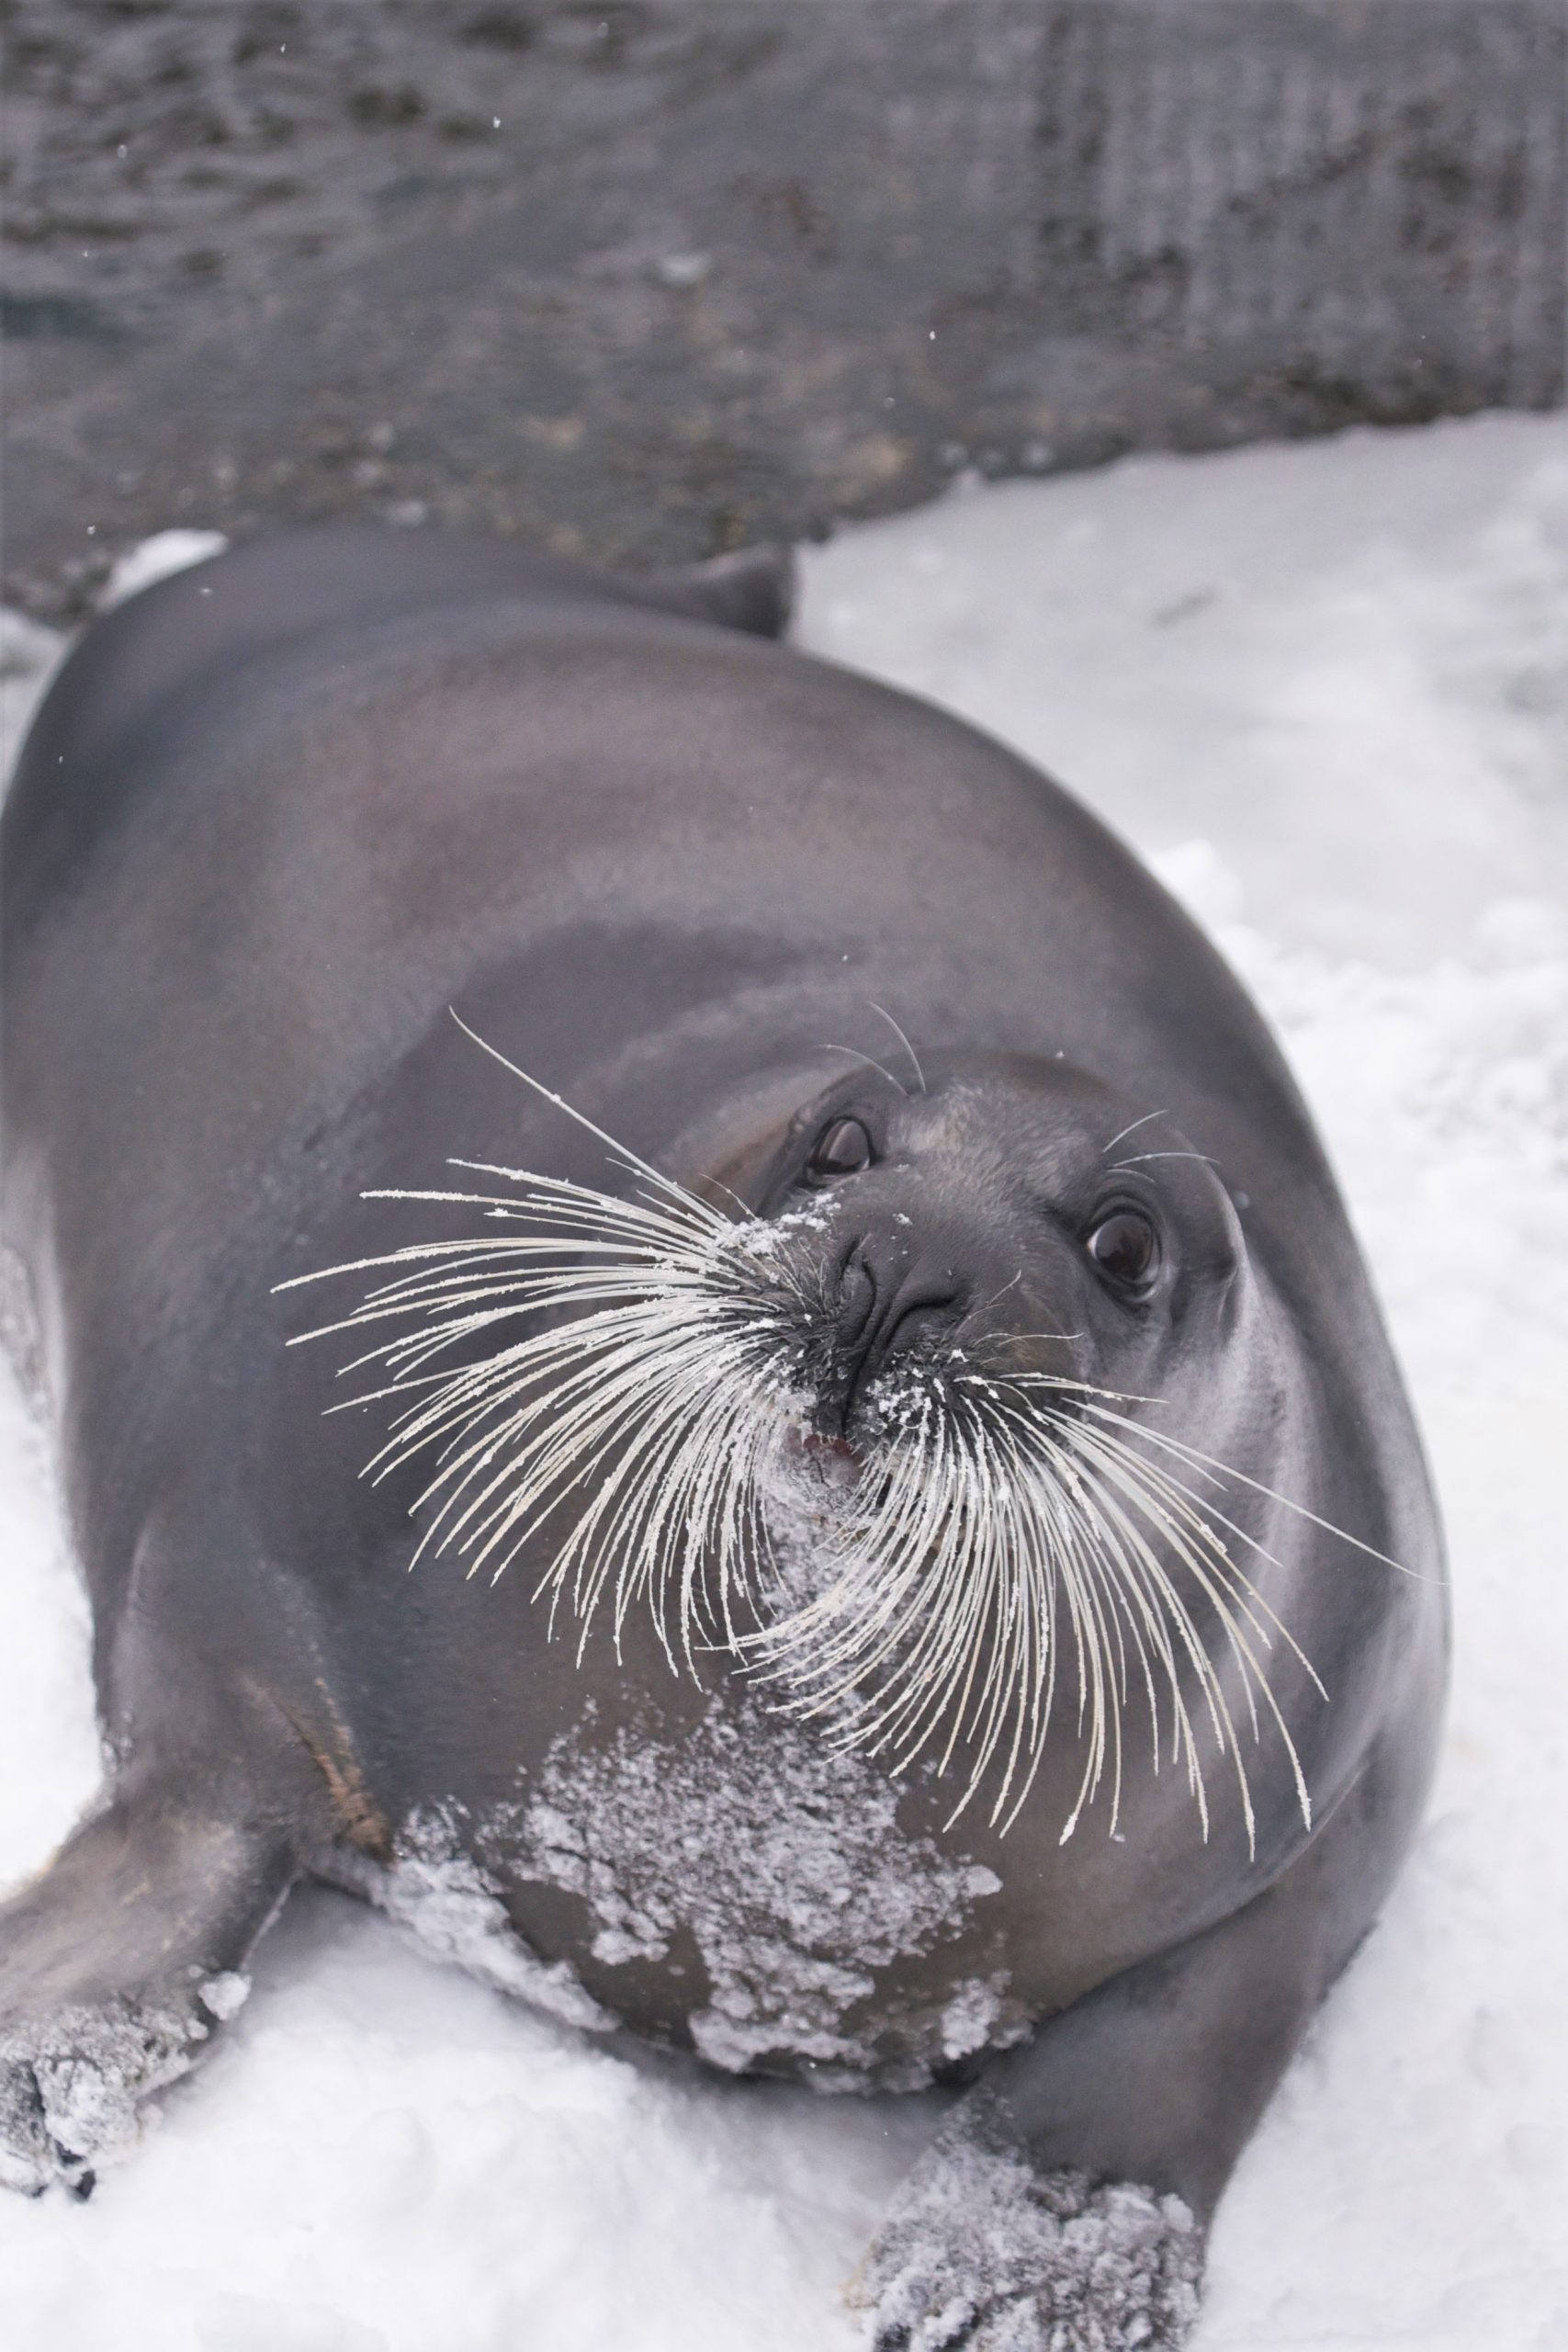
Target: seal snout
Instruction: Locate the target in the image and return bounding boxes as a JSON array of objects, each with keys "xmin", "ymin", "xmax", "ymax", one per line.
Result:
[{"xmin": 818, "ymin": 1234, "xmax": 967, "ymax": 1434}]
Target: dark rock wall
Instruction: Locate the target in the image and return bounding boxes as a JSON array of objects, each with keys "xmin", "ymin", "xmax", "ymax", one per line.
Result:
[{"xmin": 4, "ymin": 0, "xmax": 1563, "ymax": 616}]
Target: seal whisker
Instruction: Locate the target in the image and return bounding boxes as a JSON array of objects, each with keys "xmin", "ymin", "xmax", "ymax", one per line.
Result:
[
  {"xmin": 283, "ymin": 1100, "xmax": 1360, "ymax": 1849},
  {"xmin": 445, "ymin": 1012, "xmax": 742, "ymax": 1240},
  {"xmin": 1100, "ymin": 1109, "xmax": 1170, "ymax": 1156},
  {"xmin": 1070, "ymin": 1419, "xmax": 1328, "ymax": 1702},
  {"xmin": 1076, "ymin": 1401, "xmax": 1416, "ymax": 1579},
  {"xmin": 1109, "ymin": 1151, "xmax": 1220, "ymax": 1171},
  {"xmin": 1062, "ymin": 1429, "xmax": 1292, "ymax": 1851},
  {"xmin": 993, "ymin": 1401, "xmax": 1244, "ymax": 1838},
  {"xmin": 817, "ymin": 1044, "xmax": 908, "ymax": 1097},
  {"xmin": 866, "ymin": 1003, "xmax": 927, "ymax": 1096},
  {"xmin": 1077, "ymin": 1422, "xmax": 1321, "ymax": 1797}
]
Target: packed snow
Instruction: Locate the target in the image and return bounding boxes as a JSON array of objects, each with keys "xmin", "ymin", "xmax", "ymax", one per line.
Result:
[
  {"xmin": 518, "ymin": 1705, "xmax": 1015, "ymax": 2086},
  {"xmin": 1, "ymin": 411, "xmax": 1564, "ymax": 2349}
]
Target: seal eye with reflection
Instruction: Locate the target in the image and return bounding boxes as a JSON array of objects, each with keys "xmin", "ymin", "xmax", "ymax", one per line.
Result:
[
  {"xmin": 807, "ymin": 1116, "xmax": 874, "ymax": 1180},
  {"xmin": 1086, "ymin": 1209, "xmax": 1161, "ymax": 1289}
]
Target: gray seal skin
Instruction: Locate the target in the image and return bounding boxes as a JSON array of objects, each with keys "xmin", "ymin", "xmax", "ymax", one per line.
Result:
[{"xmin": 0, "ymin": 525, "xmax": 1445, "ymax": 2347}]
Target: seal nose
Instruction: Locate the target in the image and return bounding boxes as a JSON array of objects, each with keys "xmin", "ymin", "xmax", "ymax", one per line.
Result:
[{"xmin": 826, "ymin": 1240, "xmax": 966, "ymax": 1428}]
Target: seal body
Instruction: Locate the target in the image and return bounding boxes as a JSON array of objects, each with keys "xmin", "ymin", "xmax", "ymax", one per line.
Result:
[{"xmin": 1, "ymin": 527, "xmax": 1444, "ymax": 2343}]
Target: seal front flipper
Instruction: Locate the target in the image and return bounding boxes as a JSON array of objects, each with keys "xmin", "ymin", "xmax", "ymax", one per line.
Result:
[
  {"xmin": 851, "ymin": 1899, "xmax": 1290, "ymax": 2352},
  {"xmin": 853, "ymin": 1777, "xmax": 1402, "ymax": 2352},
  {"xmin": 0, "ymin": 1768, "xmax": 299, "ymax": 2193}
]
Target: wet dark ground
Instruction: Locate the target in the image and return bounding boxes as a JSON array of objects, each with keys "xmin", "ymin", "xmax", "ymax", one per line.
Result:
[{"xmin": 4, "ymin": 0, "xmax": 1564, "ymax": 620}]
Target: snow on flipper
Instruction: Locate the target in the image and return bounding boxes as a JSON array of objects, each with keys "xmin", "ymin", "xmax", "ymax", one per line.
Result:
[{"xmin": 853, "ymin": 2124, "xmax": 1203, "ymax": 2351}]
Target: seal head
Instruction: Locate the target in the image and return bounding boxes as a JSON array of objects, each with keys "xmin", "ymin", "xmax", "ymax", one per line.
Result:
[
  {"xmin": 750, "ymin": 1051, "xmax": 1247, "ymax": 1444},
  {"xmin": 303, "ymin": 1037, "xmax": 1306, "ymax": 1851}
]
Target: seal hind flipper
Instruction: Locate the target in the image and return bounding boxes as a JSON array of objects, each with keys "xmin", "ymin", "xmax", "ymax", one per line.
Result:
[
  {"xmin": 0, "ymin": 1773, "xmax": 298, "ymax": 2193},
  {"xmin": 643, "ymin": 542, "xmax": 796, "ymax": 640}
]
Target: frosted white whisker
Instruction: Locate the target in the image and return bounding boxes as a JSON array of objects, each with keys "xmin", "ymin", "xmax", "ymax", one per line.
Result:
[{"xmin": 279, "ymin": 1072, "xmax": 1401, "ymax": 1845}]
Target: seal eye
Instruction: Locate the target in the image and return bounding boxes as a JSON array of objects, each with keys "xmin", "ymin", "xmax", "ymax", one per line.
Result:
[
  {"xmin": 807, "ymin": 1116, "xmax": 874, "ymax": 1180},
  {"xmin": 1086, "ymin": 1210, "xmax": 1160, "ymax": 1290}
]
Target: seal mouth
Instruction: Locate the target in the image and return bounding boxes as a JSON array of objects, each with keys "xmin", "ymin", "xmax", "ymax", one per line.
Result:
[{"xmin": 795, "ymin": 1430, "xmax": 865, "ymax": 1491}]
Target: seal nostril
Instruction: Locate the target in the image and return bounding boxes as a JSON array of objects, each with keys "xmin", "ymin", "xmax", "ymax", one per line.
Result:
[
  {"xmin": 883, "ymin": 1294, "xmax": 963, "ymax": 1363},
  {"xmin": 833, "ymin": 1247, "xmax": 877, "ymax": 1351}
]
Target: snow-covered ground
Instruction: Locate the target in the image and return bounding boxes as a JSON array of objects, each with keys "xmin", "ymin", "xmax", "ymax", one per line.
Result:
[{"xmin": 2, "ymin": 411, "xmax": 1564, "ymax": 2350}]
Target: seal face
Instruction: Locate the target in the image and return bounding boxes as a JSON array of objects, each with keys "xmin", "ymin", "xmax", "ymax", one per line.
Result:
[
  {"xmin": 0, "ymin": 526, "xmax": 1446, "ymax": 2346},
  {"xmin": 294, "ymin": 1046, "xmax": 1287, "ymax": 1854}
]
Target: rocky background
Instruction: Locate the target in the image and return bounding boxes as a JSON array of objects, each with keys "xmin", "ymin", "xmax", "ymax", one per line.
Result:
[{"xmin": 4, "ymin": 0, "xmax": 1564, "ymax": 620}]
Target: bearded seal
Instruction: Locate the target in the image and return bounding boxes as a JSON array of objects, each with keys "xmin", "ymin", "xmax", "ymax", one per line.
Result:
[{"xmin": 0, "ymin": 525, "xmax": 1445, "ymax": 2346}]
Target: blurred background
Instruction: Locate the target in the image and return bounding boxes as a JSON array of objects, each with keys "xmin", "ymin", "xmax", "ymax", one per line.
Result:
[{"xmin": 4, "ymin": 0, "xmax": 1563, "ymax": 618}]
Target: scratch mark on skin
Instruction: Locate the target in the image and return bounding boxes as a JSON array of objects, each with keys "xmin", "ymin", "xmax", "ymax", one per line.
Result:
[{"xmin": 243, "ymin": 1677, "xmax": 391, "ymax": 1860}]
